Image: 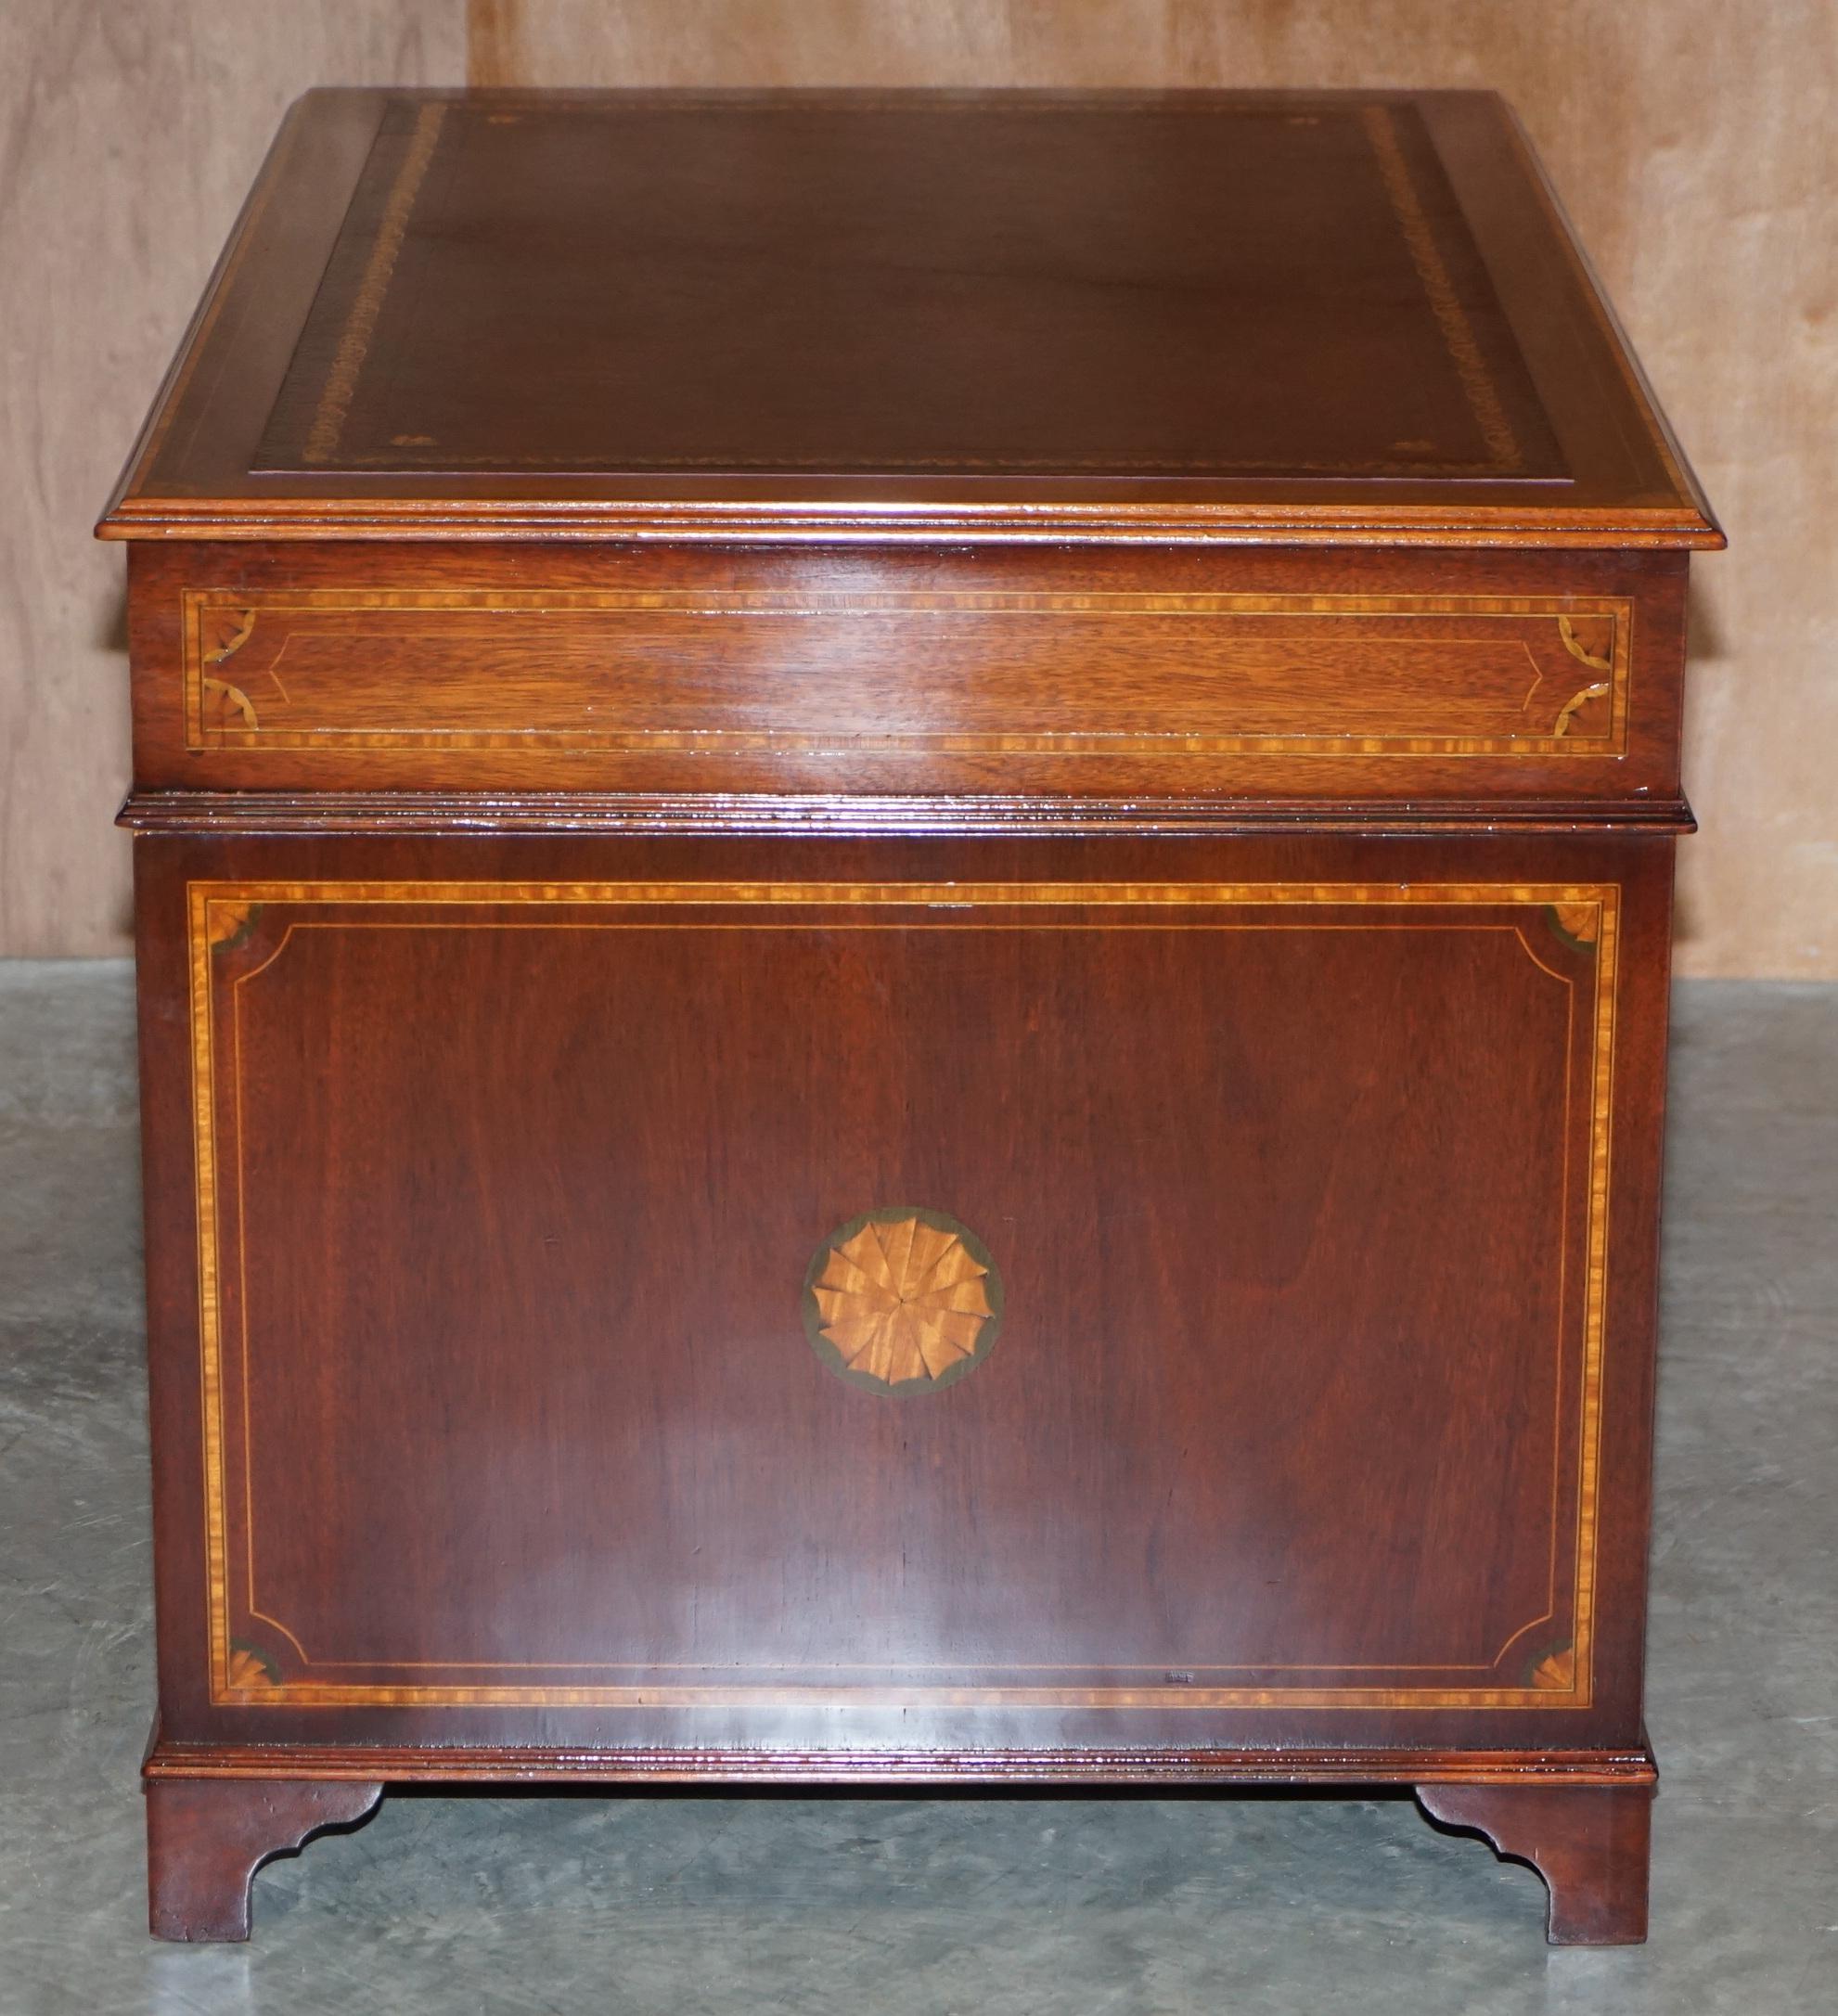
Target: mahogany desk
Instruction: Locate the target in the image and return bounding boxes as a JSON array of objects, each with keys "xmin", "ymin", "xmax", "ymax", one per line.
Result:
[{"xmin": 99, "ymin": 87, "xmax": 1721, "ymax": 1944}]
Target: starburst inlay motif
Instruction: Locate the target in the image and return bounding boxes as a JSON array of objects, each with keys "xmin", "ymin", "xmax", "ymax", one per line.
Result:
[{"xmin": 804, "ymin": 1210, "xmax": 1000, "ymax": 1392}]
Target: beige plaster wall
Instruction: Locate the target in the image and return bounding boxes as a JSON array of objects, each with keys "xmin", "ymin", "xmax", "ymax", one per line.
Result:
[
  {"xmin": 4, "ymin": 2, "xmax": 1830, "ymax": 972},
  {"xmin": 0, "ymin": 1, "xmax": 466, "ymax": 957}
]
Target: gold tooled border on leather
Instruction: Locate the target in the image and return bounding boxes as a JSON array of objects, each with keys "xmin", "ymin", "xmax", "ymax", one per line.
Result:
[{"xmin": 286, "ymin": 99, "xmax": 1537, "ymax": 478}]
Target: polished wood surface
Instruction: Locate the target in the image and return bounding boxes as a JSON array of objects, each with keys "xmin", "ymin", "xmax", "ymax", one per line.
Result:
[
  {"xmin": 98, "ymin": 87, "xmax": 1720, "ymax": 548},
  {"xmin": 109, "ymin": 87, "xmax": 1709, "ymax": 1943},
  {"xmin": 131, "ymin": 828, "xmax": 1676, "ymax": 1765},
  {"xmin": 124, "ymin": 540, "xmax": 1690, "ymax": 808},
  {"xmin": 1416, "ymin": 1781, "xmax": 1652, "ymax": 1945},
  {"xmin": 174, "ymin": 584, "xmax": 1626, "ymax": 756},
  {"xmin": 145, "ymin": 1778, "xmax": 383, "ymax": 1942},
  {"xmin": 175, "ymin": 860, "xmax": 1626, "ymax": 1715},
  {"xmin": 143, "ymin": 1737, "xmax": 1657, "ymax": 1789}
]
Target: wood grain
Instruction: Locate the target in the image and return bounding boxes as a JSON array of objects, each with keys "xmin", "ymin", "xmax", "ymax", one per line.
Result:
[
  {"xmin": 1417, "ymin": 1780, "xmax": 1653, "ymax": 1944},
  {"xmin": 129, "ymin": 835, "xmax": 1673, "ymax": 1742},
  {"xmin": 145, "ymin": 1777, "xmax": 382, "ymax": 1941},
  {"xmin": 125, "ymin": 541, "xmax": 1687, "ymax": 807},
  {"xmin": 127, "ymin": 833, "xmax": 1677, "ymax": 1943},
  {"xmin": 170, "ymin": 584, "xmax": 1631, "ymax": 758}
]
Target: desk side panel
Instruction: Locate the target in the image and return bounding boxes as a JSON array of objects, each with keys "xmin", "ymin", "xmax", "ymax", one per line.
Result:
[{"xmin": 133, "ymin": 830, "xmax": 1671, "ymax": 1766}]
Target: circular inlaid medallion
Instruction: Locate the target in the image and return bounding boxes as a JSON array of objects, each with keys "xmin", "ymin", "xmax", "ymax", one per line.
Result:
[{"xmin": 803, "ymin": 1207, "xmax": 1003, "ymax": 1395}]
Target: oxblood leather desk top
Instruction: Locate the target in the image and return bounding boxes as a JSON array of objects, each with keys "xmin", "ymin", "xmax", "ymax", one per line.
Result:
[
  {"xmin": 104, "ymin": 89, "xmax": 1718, "ymax": 1947},
  {"xmin": 102, "ymin": 87, "xmax": 1716, "ymax": 547}
]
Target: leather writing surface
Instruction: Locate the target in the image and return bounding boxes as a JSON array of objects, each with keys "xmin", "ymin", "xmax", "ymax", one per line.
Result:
[{"xmin": 255, "ymin": 95, "xmax": 1566, "ymax": 484}]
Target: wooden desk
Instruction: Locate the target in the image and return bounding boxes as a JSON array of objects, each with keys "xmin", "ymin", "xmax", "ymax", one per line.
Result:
[{"xmin": 100, "ymin": 87, "xmax": 1721, "ymax": 1945}]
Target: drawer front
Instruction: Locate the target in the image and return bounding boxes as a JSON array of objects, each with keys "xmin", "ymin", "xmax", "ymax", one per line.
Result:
[
  {"xmin": 133, "ymin": 832, "xmax": 1671, "ymax": 1753},
  {"xmin": 178, "ymin": 585, "xmax": 1628, "ymax": 755},
  {"xmin": 128, "ymin": 546, "xmax": 1687, "ymax": 803}
]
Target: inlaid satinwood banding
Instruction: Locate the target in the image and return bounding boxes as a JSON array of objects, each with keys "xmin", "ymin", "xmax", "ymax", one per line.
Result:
[
  {"xmin": 174, "ymin": 588, "xmax": 1634, "ymax": 759},
  {"xmin": 186, "ymin": 879, "xmax": 1614, "ymax": 1713}
]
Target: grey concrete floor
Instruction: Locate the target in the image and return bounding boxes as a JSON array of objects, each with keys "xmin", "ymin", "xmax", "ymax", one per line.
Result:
[{"xmin": 0, "ymin": 962, "xmax": 1832, "ymax": 2014}]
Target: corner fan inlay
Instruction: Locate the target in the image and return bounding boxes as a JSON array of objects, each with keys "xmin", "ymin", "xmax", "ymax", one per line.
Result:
[
  {"xmin": 1553, "ymin": 615, "xmax": 1614, "ymax": 738},
  {"xmin": 803, "ymin": 1209, "xmax": 1002, "ymax": 1393}
]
